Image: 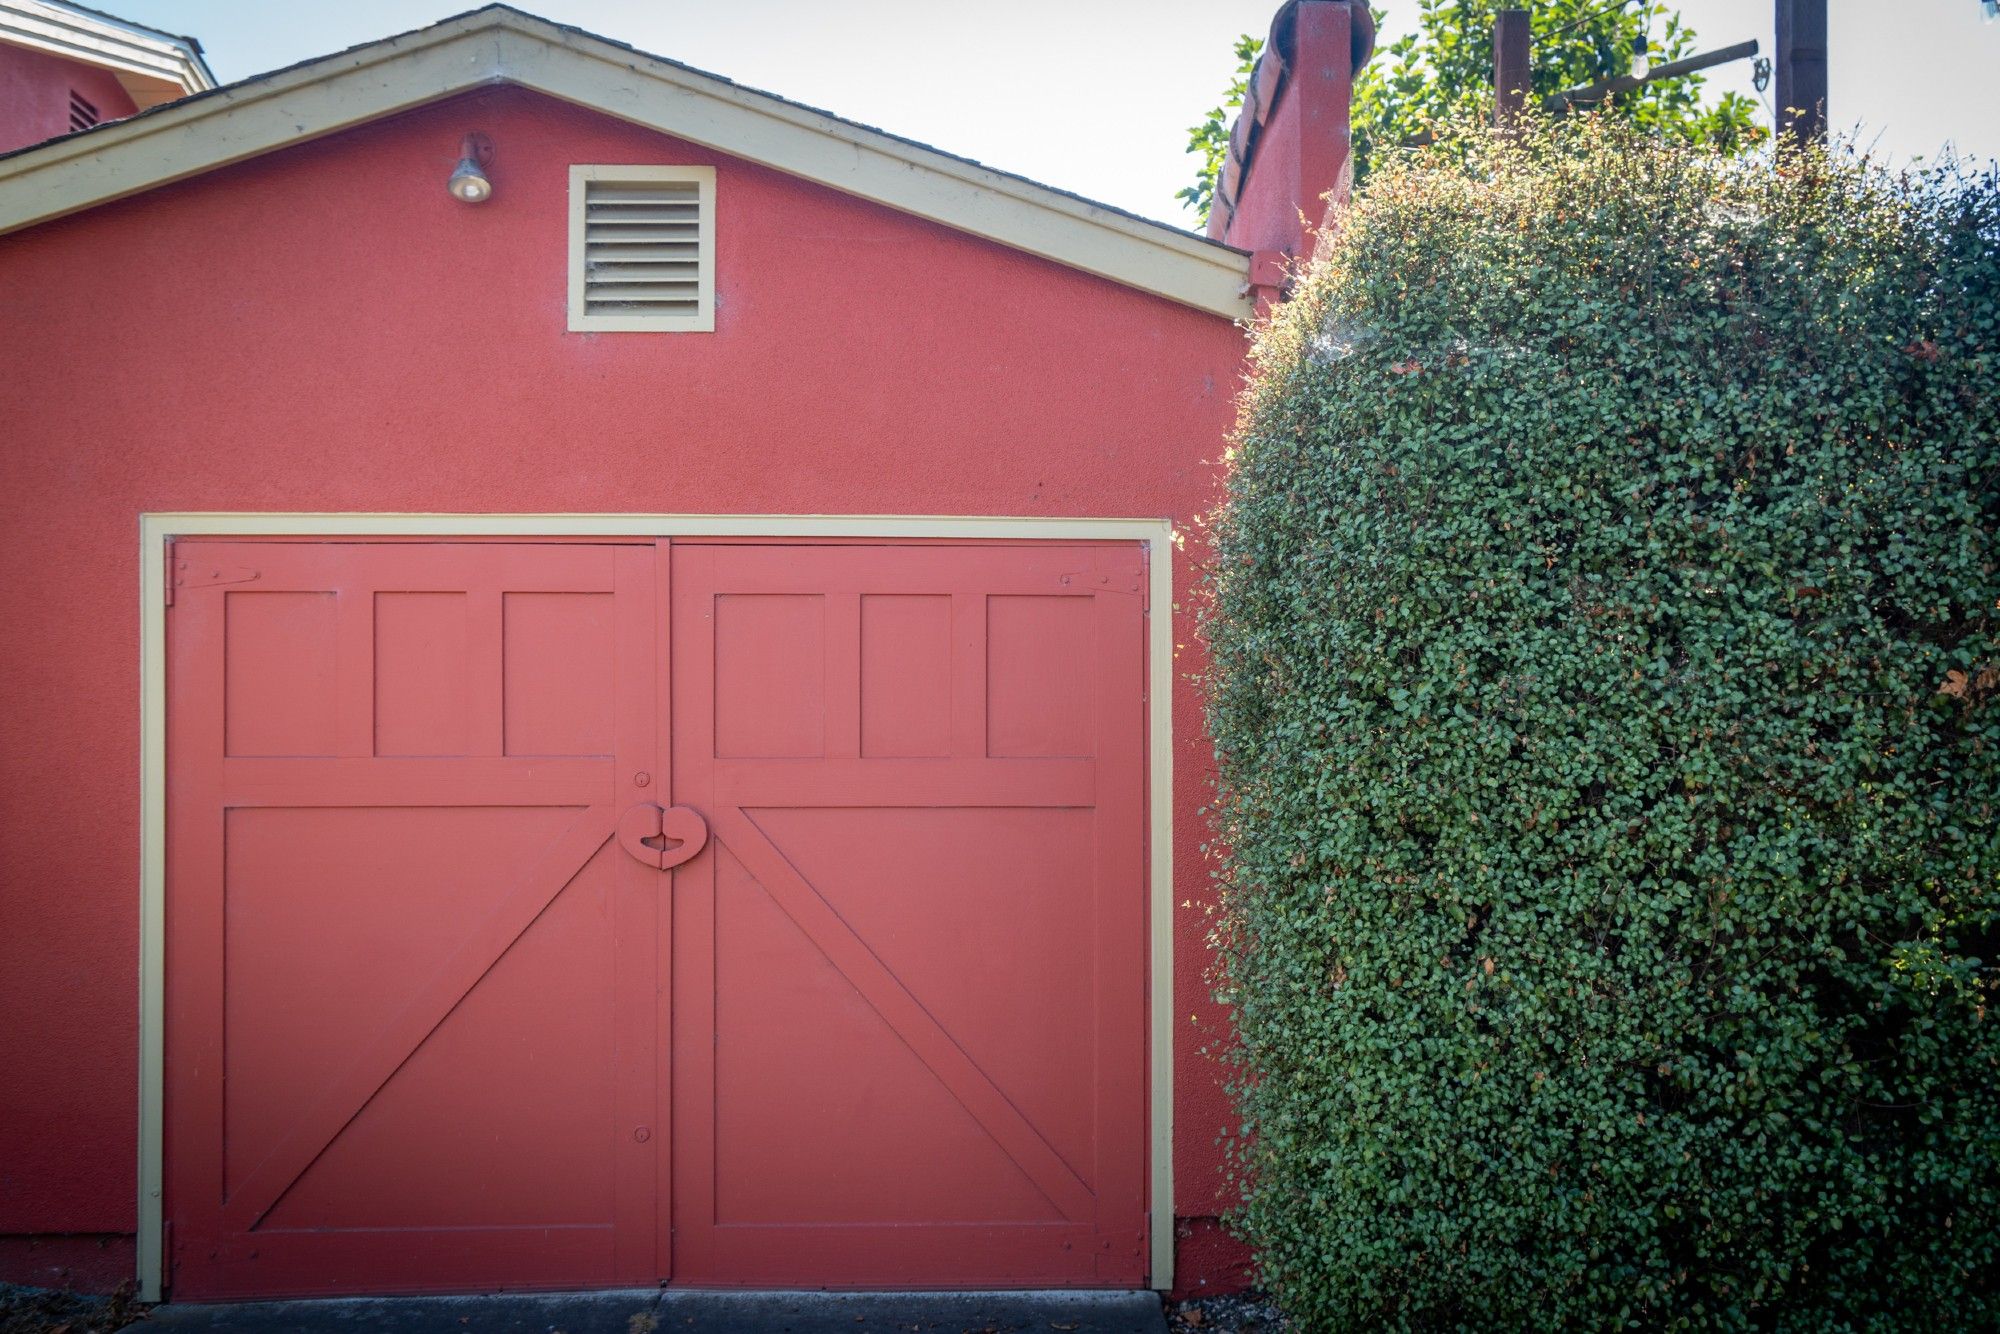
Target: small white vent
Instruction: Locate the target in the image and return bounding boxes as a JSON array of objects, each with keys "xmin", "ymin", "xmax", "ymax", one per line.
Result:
[{"xmin": 569, "ymin": 166, "xmax": 715, "ymax": 332}]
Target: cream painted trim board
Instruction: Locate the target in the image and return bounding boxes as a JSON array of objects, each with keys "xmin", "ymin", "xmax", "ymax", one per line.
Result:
[
  {"xmin": 568, "ymin": 165, "xmax": 715, "ymax": 333},
  {"xmin": 136, "ymin": 512, "xmax": 1177, "ymax": 1299},
  {"xmin": 4, "ymin": 9, "xmax": 1250, "ymax": 320}
]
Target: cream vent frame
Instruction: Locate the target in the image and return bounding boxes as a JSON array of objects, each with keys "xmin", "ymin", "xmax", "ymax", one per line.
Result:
[{"xmin": 569, "ymin": 165, "xmax": 716, "ymax": 332}]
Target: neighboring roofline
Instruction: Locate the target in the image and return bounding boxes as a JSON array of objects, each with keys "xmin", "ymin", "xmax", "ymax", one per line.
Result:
[
  {"xmin": 0, "ymin": 0, "xmax": 215, "ymax": 107},
  {"xmin": 0, "ymin": 5, "xmax": 1252, "ymax": 319}
]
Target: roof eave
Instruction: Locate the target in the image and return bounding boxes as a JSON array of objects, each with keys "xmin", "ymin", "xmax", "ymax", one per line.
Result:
[
  {"xmin": 0, "ymin": 6, "xmax": 1251, "ymax": 320},
  {"xmin": 0, "ymin": 0, "xmax": 216, "ymax": 104}
]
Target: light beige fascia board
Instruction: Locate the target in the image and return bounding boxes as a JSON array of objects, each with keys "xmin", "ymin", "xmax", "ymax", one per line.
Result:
[
  {"xmin": 0, "ymin": 1, "xmax": 214, "ymax": 95},
  {"xmin": 0, "ymin": 12, "xmax": 1250, "ymax": 319},
  {"xmin": 135, "ymin": 510, "xmax": 1177, "ymax": 1297},
  {"xmin": 507, "ymin": 21, "xmax": 1250, "ymax": 319},
  {"xmin": 0, "ymin": 19, "xmax": 508, "ymax": 234}
]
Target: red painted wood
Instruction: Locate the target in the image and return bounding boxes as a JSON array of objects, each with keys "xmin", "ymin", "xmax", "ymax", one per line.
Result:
[
  {"xmin": 609, "ymin": 544, "xmax": 664, "ymax": 1287},
  {"xmin": 669, "ymin": 543, "xmax": 1150, "ymax": 1287},
  {"xmin": 164, "ymin": 537, "xmax": 1150, "ymax": 1296},
  {"xmin": 615, "ymin": 802, "xmax": 708, "ymax": 870},
  {"xmin": 165, "ymin": 542, "xmax": 660, "ymax": 1300}
]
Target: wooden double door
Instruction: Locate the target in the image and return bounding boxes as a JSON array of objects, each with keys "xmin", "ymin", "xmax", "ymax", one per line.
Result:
[{"xmin": 163, "ymin": 537, "xmax": 1150, "ymax": 1299}]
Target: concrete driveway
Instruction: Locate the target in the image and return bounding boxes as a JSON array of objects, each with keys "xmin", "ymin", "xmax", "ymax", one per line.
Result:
[{"xmin": 141, "ymin": 1288, "xmax": 1169, "ymax": 1333}]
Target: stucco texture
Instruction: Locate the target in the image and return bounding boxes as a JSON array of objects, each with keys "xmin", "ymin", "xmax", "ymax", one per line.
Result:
[
  {"xmin": 0, "ymin": 43, "xmax": 137, "ymax": 156},
  {"xmin": 0, "ymin": 85, "xmax": 1250, "ymax": 1291}
]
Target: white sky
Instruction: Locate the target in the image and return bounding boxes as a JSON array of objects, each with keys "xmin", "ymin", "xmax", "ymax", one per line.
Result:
[{"xmin": 103, "ymin": 0, "xmax": 2000, "ymax": 226}]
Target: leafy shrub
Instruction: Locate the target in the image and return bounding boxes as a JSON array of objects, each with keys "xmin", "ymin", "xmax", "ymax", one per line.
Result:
[{"xmin": 1202, "ymin": 117, "xmax": 2000, "ymax": 1330}]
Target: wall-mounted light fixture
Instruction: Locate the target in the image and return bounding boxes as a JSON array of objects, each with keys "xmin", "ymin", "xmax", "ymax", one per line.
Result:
[{"xmin": 448, "ymin": 132, "xmax": 494, "ymax": 203}]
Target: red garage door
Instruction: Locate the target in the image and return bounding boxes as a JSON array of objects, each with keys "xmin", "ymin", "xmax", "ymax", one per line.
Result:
[{"xmin": 164, "ymin": 538, "xmax": 1149, "ymax": 1300}]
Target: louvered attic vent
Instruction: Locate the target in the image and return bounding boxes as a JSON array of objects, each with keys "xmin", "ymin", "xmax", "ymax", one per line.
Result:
[
  {"xmin": 68, "ymin": 91, "xmax": 100, "ymax": 133},
  {"xmin": 568, "ymin": 166, "xmax": 716, "ymax": 332}
]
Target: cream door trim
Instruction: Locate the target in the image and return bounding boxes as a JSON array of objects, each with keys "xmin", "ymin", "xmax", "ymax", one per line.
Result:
[{"xmin": 136, "ymin": 512, "xmax": 1177, "ymax": 1297}]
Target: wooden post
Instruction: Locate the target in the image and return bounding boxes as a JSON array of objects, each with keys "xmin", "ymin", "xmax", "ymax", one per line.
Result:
[
  {"xmin": 1494, "ymin": 8, "xmax": 1532, "ymax": 130},
  {"xmin": 1775, "ymin": 0, "xmax": 1828, "ymax": 147}
]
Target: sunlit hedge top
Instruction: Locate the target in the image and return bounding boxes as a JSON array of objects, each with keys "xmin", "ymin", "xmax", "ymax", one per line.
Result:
[{"xmin": 1203, "ymin": 117, "xmax": 1999, "ymax": 1330}]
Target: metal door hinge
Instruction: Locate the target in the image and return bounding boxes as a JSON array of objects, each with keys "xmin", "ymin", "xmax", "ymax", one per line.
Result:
[{"xmin": 1057, "ymin": 564, "xmax": 1146, "ymax": 598}]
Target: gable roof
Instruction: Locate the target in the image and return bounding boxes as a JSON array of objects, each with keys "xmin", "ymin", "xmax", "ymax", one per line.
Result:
[
  {"xmin": 0, "ymin": 5, "xmax": 1252, "ymax": 319},
  {"xmin": 0, "ymin": 0, "xmax": 214, "ymax": 108}
]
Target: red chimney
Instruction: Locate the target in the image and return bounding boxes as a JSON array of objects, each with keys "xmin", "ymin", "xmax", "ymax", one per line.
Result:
[{"xmin": 1207, "ymin": 0, "xmax": 1376, "ymax": 308}]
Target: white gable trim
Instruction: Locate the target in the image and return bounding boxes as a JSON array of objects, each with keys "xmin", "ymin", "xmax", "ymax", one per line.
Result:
[
  {"xmin": 0, "ymin": 6, "xmax": 1252, "ymax": 319},
  {"xmin": 0, "ymin": 0, "xmax": 214, "ymax": 106}
]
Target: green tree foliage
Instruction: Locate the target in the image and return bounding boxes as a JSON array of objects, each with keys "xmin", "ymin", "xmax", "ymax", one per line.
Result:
[
  {"xmin": 1181, "ymin": 3, "xmax": 1764, "ymax": 221},
  {"xmin": 1178, "ymin": 33, "xmax": 1264, "ymax": 223},
  {"xmin": 1354, "ymin": 1, "xmax": 1764, "ymax": 182},
  {"xmin": 1202, "ymin": 116, "xmax": 2000, "ymax": 1329}
]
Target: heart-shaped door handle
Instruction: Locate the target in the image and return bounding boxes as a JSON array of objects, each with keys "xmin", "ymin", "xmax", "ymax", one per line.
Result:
[{"xmin": 617, "ymin": 803, "xmax": 708, "ymax": 871}]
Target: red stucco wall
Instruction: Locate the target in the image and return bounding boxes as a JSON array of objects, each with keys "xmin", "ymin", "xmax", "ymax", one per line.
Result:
[
  {"xmin": 0, "ymin": 42, "xmax": 138, "ymax": 156},
  {"xmin": 0, "ymin": 85, "xmax": 1252, "ymax": 1295}
]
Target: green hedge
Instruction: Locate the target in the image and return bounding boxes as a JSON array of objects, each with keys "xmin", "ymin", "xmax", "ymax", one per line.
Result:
[{"xmin": 1202, "ymin": 118, "xmax": 1999, "ymax": 1330}]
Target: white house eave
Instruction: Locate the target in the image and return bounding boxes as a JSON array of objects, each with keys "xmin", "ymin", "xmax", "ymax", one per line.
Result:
[
  {"xmin": 0, "ymin": 8, "xmax": 1252, "ymax": 320},
  {"xmin": 0, "ymin": 0, "xmax": 215, "ymax": 104}
]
